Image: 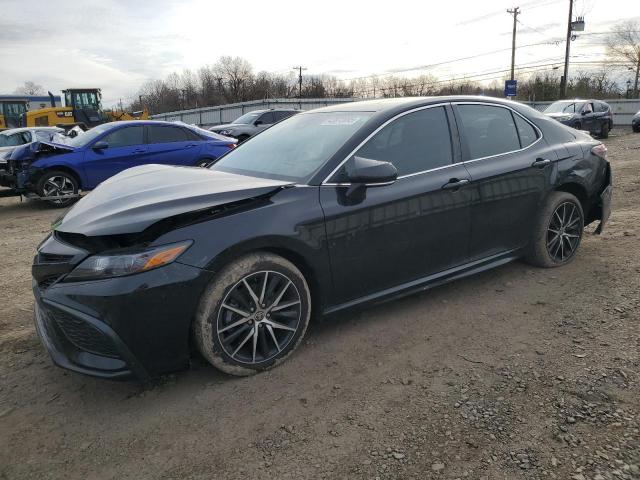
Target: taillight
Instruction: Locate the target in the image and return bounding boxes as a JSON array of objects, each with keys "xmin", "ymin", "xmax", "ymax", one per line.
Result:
[
  {"xmin": 591, "ymin": 143, "xmax": 607, "ymax": 160},
  {"xmin": 227, "ymin": 143, "xmax": 237, "ymax": 149}
]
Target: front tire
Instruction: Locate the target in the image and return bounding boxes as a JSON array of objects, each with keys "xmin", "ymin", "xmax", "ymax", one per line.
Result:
[
  {"xmin": 600, "ymin": 121, "xmax": 609, "ymax": 139},
  {"xmin": 193, "ymin": 252, "xmax": 311, "ymax": 376},
  {"xmin": 36, "ymin": 170, "xmax": 79, "ymax": 208},
  {"xmin": 526, "ymin": 191, "xmax": 584, "ymax": 268}
]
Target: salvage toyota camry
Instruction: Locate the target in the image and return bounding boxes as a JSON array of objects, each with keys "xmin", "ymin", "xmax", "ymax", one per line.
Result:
[{"xmin": 32, "ymin": 96, "xmax": 612, "ymax": 380}]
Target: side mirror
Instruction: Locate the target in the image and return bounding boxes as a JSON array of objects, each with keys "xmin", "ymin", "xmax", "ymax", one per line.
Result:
[
  {"xmin": 92, "ymin": 140, "xmax": 108, "ymax": 150},
  {"xmin": 344, "ymin": 156, "xmax": 397, "ymax": 185},
  {"xmin": 254, "ymin": 120, "xmax": 263, "ymax": 126}
]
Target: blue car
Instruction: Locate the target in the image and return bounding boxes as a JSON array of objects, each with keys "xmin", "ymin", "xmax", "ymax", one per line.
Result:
[{"xmin": 0, "ymin": 121, "xmax": 236, "ymax": 207}]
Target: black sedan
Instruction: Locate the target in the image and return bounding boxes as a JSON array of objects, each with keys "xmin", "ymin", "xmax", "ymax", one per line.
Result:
[{"xmin": 32, "ymin": 96, "xmax": 612, "ymax": 380}]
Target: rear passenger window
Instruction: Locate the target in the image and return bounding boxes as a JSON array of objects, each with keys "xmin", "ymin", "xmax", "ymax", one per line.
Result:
[
  {"xmin": 513, "ymin": 114, "xmax": 538, "ymax": 148},
  {"xmin": 457, "ymin": 105, "xmax": 520, "ymax": 159},
  {"xmin": 273, "ymin": 111, "xmax": 295, "ymax": 121},
  {"xmin": 258, "ymin": 112, "xmax": 275, "ymax": 124},
  {"xmin": 102, "ymin": 126, "xmax": 144, "ymax": 148},
  {"xmin": 147, "ymin": 126, "xmax": 189, "ymax": 143},
  {"xmin": 356, "ymin": 106, "xmax": 453, "ymax": 176}
]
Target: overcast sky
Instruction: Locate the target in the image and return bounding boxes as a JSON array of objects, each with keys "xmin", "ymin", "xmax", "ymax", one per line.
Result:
[{"xmin": 1, "ymin": 0, "xmax": 639, "ymax": 107}]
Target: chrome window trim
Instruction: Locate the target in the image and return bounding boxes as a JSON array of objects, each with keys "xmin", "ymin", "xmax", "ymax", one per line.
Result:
[
  {"xmin": 321, "ymin": 102, "xmax": 451, "ymax": 185},
  {"xmin": 321, "ymin": 100, "xmax": 544, "ymax": 186},
  {"xmin": 452, "ymin": 101, "xmax": 544, "ymax": 166}
]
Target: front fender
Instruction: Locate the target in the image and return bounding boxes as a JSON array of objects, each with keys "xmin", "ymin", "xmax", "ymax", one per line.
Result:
[{"xmin": 26, "ymin": 153, "xmax": 86, "ymax": 189}]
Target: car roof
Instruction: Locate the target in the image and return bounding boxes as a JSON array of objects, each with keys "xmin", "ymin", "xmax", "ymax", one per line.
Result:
[
  {"xmin": 0, "ymin": 126, "xmax": 63, "ymax": 135},
  {"xmin": 305, "ymin": 96, "xmax": 529, "ymax": 114}
]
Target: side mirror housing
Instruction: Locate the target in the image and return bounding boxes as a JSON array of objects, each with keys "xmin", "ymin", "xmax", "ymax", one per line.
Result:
[
  {"xmin": 344, "ymin": 156, "xmax": 398, "ymax": 185},
  {"xmin": 92, "ymin": 140, "xmax": 108, "ymax": 150},
  {"xmin": 254, "ymin": 120, "xmax": 263, "ymax": 126}
]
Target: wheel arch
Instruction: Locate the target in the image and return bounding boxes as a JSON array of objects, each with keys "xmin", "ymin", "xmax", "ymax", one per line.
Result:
[
  {"xmin": 554, "ymin": 181, "xmax": 588, "ymax": 215},
  {"xmin": 203, "ymin": 237, "xmax": 328, "ymax": 318},
  {"xmin": 34, "ymin": 164, "xmax": 83, "ymax": 189}
]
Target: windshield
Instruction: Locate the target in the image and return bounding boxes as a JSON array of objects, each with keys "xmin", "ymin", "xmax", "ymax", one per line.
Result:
[
  {"xmin": 0, "ymin": 132, "xmax": 28, "ymax": 147},
  {"xmin": 210, "ymin": 111, "xmax": 374, "ymax": 182},
  {"xmin": 64, "ymin": 123, "xmax": 112, "ymax": 147},
  {"xmin": 232, "ymin": 112, "xmax": 262, "ymax": 124},
  {"xmin": 544, "ymin": 101, "xmax": 585, "ymax": 114}
]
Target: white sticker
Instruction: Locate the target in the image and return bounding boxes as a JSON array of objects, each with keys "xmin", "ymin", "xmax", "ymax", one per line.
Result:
[{"xmin": 320, "ymin": 116, "xmax": 364, "ymax": 126}]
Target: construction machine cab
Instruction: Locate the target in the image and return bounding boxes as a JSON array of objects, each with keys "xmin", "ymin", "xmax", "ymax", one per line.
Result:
[
  {"xmin": 0, "ymin": 99, "xmax": 28, "ymax": 130},
  {"xmin": 63, "ymin": 88, "xmax": 107, "ymax": 127}
]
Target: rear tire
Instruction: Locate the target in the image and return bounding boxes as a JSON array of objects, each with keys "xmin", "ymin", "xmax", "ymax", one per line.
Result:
[
  {"xmin": 600, "ymin": 121, "xmax": 609, "ymax": 139},
  {"xmin": 573, "ymin": 121, "xmax": 582, "ymax": 130},
  {"xmin": 36, "ymin": 170, "xmax": 79, "ymax": 208},
  {"xmin": 525, "ymin": 191, "xmax": 584, "ymax": 268},
  {"xmin": 193, "ymin": 252, "xmax": 311, "ymax": 376}
]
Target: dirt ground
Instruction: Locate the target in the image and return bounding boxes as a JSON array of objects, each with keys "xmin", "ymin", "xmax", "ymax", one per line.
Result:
[{"xmin": 0, "ymin": 130, "xmax": 639, "ymax": 480}]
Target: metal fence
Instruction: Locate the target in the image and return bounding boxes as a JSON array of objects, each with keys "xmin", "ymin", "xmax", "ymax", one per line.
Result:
[
  {"xmin": 151, "ymin": 97, "xmax": 640, "ymax": 126},
  {"xmin": 149, "ymin": 98, "xmax": 358, "ymax": 126}
]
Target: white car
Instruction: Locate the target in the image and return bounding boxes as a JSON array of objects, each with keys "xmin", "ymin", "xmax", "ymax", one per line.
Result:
[{"xmin": 0, "ymin": 127, "xmax": 65, "ymax": 164}]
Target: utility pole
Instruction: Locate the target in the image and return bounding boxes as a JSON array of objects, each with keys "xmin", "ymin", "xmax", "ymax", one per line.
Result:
[
  {"xmin": 507, "ymin": 7, "xmax": 520, "ymax": 81},
  {"xmin": 561, "ymin": 0, "xmax": 574, "ymax": 98},
  {"xmin": 292, "ymin": 66, "xmax": 307, "ymax": 108}
]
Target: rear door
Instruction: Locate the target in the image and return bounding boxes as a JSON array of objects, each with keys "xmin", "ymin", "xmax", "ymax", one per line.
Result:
[
  {"xmin": 145, "ymin": 125, "xmax": 202, "ymax": 165},
  {"xmin": 320, "ymin": 104, "xmax": 473, "ymax": 304},
  {"xmin": 453, "ymin": 102, "xmax": 557, "ymax": 260},
  {"xmin": 82, "ymin": 125, "xmax": 146, "ymax": 187}
]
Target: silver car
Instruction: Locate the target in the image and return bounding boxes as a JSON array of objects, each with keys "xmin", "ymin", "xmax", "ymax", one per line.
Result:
[
  {"xmin": 209, "ymin": 109, "xmax": 299, "ymax": 142},
  {"xmin": 0, "ymin": 127, "xmax": 65, "ymax": 165}
]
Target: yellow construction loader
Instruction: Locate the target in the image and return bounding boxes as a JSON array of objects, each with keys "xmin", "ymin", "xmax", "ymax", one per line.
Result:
[{"xmin": 21, "ymin": 88, "xmax": 148, "ymax": 130}]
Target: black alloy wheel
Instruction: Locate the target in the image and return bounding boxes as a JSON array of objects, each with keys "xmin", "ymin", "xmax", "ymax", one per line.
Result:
[
  {"xmin": 546, "ymin": 201, "xmax": 583, "ymax": 263},
  {"xmin": 216, "ymin": 270, "xmax": 302, "ymax": 365}
]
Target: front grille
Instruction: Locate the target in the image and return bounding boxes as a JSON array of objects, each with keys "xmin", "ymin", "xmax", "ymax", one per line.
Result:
[{"xmin": 52, "ymin": 311, "xmax": 120, "ymax": 358}]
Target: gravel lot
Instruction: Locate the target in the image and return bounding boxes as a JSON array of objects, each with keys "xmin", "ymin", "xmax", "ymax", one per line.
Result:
[{"xmin": 1, "ymin": 129, "xmax": 638, "ymax": 480}]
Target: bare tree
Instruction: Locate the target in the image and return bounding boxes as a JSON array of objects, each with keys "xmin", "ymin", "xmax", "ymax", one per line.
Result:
[
  {"xmin": 213, "ymin": 56, "xmax": 253, "ymax": 103},
  {"xmin": 606, "ymin": 20, "xmax": 640, "ymax": 96},
  {"xmin": 14, "ymin": 81, "xmax": 45, "ymax": 95}
]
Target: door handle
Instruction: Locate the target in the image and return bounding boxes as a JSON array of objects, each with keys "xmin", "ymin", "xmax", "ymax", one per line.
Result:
[
  {"xmin": 184, "ymin": 144, "xmax": 197, "ymax": 149},
  {"xmin": 132, "ymin": 149, "xmax": 146, "ymax": 154},
  {"xmin": 532, "ymin": 158, "xmax": 551, "ymax": 168},
  {"xmin": 441, "ymin": 178, "xmax": 470, "ymax": 190}
]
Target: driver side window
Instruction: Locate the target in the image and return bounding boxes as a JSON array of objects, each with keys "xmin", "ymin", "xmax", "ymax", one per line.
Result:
[
  {"xmin": 101, "ymin": 126, "xmax": 144, "ymax": 148},
  {"xmin": 355, "ymin": 106, "xmax": 453, "ymax": 177}
]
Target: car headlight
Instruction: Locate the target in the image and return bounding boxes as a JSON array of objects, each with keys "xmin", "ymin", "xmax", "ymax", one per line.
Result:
[
  {"xmin": 556, "ymin": 115, "xmax": 572, "ymax": 121},
  {"xmin": 219, "ymin": 129, "xmax": 233, "ymax": 136},
  {"xmin": 64, "ymin": 241, "xmax": 192, "ymax": 281}
]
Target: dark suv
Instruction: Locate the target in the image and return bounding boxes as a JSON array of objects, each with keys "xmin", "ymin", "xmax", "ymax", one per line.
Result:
[
  {"xmin": 209, "ymin": 109, "xmax": 299, "ymax": 142},
  {"xmin": 543, "ymin": 99, "xmax": 613, "ymax": 138}
]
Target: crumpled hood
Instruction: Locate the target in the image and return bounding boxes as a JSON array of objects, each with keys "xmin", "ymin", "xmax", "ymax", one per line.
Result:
[
  {"xmin": 8, "ymin": 140, "xmax": 76, "ymax": 162},
  {"xmin": 55, "ymin": 164, "xmax": 293, "ymax": 236}
]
